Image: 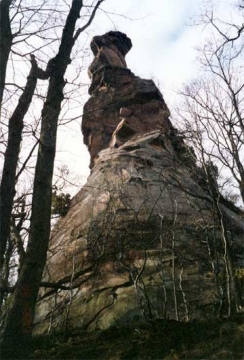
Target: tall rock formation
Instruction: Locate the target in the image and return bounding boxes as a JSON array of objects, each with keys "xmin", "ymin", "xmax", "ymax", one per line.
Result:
[
  {"xmin": 34, "ymin": 32, "xmax": 244, "ymax": 334},
  {"xmin": 82, "ymin": 31, "xmax": 172, "ymax": 168}
]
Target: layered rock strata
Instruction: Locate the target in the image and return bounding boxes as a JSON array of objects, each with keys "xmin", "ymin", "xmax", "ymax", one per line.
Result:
[{"xmin": 34, "ymin": 32, "xmax": 244, "ymax": 334}]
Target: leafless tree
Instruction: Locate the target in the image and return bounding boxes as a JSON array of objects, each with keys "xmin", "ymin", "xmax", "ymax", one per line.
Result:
[
  {"xmin": 0, "ymin": 1, "xmax": 104, "ymax": 358},
  {"xmin": 175, "ymin": 2, "xmax": 244, "ymax": 314},
  {"xmin": 0, "ymin": 0, "xmax": 98, "ymax": 302},
  {"xmin": 178, "ymin": 1, "xmax": 244, "ymax": 204}
]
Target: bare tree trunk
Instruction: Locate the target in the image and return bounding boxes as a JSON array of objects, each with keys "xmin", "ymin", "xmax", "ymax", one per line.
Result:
[
  {"xmin": 0, "ymin": 57, "xmax": 38, "ymax": 270},
  {"xmin": 171, "ymin": 200, "xmax": 179, "ymax": 321},
  {"xmin": 217, "ymin": 201, "xmax": 243, "ymax": 315},
  {"xmin": 179, "ymin": 264, "xmax": 189, "ymax": 321},
  {"xmin": 203, "ymin": 163, "xmax": 241, "ymax": 316},
  {"xmin": 0, "ymin": 239, "xmax": 14, "ymax": 311},
  {"xmin": 0, "ymin": 1, "xmax": 103, "ymax": 358},
  {"xmin": 0, "ymin": 0, "xmax": 12, "ymax": 109}
]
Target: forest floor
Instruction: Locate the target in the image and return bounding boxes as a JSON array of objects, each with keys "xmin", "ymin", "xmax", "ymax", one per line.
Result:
[{"xmin": 32, "ymin": 315, "xmax": 244, "ymax": 359}]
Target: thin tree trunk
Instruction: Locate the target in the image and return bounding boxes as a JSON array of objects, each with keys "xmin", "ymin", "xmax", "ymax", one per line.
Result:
[
  {"xmin": 0, "ymin": 0, "xmax": 12, "ymax": 109},
  {"xmin": 203, "ymin": 162, "xmax": 241, "ymax": 315},
  {"xmin": 171, "ymin": 201, "xmax": 179, "ymax": 321},
  {"xmin": 0, "ymin": 239, "xmax": 14, "ymax": 311},
  {"xmin": 0, "ymin": 1, "xmax": 103, "ymax": 358},
  {"xmin": 0, "ymin": 57, "xmax": 38, "ymax": 270}
]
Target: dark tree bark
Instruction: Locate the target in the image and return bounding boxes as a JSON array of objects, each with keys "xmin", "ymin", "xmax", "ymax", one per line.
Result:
[
  {"xmin": 0, "ymin": 56, "xmax": 38, "ymax": 270},
  {"xmin": 0, "ymin": 0, "xmax": 12, "ymax": 109},
  {"xmin": 0, "ymin": 1, "xmax": 103, "ymax": 358}
]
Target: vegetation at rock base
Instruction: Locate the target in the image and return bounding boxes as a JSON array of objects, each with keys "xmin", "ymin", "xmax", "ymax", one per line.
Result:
[{"xmin": 32, "ymin": 316, "xmax": 244, "ymax": 360}]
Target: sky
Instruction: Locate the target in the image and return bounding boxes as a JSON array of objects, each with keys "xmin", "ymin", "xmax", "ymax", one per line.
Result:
[{"xmin": 56, "ymin": 0, "xmax": 210, "ymax": 187}]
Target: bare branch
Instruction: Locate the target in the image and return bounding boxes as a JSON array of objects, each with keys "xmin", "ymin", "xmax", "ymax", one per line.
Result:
[{"xmin": 73, "ymin": 0, "xmax": 104, "ymax": 42}]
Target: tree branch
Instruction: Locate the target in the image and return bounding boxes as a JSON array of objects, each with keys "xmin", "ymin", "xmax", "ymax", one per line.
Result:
[{"xmin": 73, "ymin": 0, "xmax": 104, "ymax": 42}]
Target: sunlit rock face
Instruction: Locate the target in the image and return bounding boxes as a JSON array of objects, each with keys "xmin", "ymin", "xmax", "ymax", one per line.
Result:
[{"xmin": 34, "ymin": 32, "xmax": 244, "ymax": 335}]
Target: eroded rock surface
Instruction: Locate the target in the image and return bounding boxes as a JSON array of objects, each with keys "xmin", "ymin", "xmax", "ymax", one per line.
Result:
[
  {"xmin": 34, "ymin": 32, "xmax": 244, "ymax": 335},
  {"xmin": 82, "ymin": 31, "xmax": 171, "ymax": 168}
]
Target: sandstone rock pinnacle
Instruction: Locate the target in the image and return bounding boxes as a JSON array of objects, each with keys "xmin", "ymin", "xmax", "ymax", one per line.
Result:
[
  {"xmin": 82, "ymin": 31, "xmax": 172, "ymax": 168},
  {"xmin": 34, "ymin": 33, "xmax": 244, "ymax": 335}
]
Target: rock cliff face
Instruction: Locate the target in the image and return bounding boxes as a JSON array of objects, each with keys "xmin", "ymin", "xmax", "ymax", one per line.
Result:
[{"xmin": 34, "ymin": 32, "xmax": 244, "ymax": 334}]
